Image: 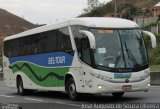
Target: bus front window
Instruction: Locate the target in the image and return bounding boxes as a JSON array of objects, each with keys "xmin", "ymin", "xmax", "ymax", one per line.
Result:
[{"xmin": 90, "ymin": 28, "xmax": 148, "ymax": 72}]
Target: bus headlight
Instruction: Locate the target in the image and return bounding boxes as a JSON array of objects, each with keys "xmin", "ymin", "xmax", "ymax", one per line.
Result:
[{"xmin": 98, "ymin": 85, "xmax": 102, "ymax": 89}]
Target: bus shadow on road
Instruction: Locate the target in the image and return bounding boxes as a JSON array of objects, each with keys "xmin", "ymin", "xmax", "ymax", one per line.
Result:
[
  {"xmin": 12, "ymin": 91, "xmax": 69, "ymax": 100},
  {"xmin": 78, "ymin": 94, "xmax": 145, "ymax": 103},
  {"xmin": 12, "ymin": 91, "xmax": 145, "ymax": 103}
]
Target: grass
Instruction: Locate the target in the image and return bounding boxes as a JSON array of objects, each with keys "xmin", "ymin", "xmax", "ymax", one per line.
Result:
[{"xmin": 150, "ymin": 65, "xmax": 160, "ymax": 72}]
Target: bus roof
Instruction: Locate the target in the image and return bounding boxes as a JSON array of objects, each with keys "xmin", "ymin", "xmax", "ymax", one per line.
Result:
[{"xmin": 4, "ymin": 17, "xmax": 139, "ymax": 41}]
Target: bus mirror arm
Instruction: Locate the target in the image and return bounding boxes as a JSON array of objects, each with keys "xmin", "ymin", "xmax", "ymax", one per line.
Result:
[
  {"xmin": 142, "ymin": 30, "xmax": 157, "ymax": 48},
  {"xmin": 79, "ymin": 30, "xmax": 96, "ymax": 49}
]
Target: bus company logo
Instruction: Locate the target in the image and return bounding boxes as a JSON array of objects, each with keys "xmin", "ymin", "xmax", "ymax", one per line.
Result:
[
  {"xmin": 48, "ymin": 56, "xmax": 65, "ymax": 65},
  {"xmin": 125, "ymin": 79, "xmax": 129, "ymax": 83}
]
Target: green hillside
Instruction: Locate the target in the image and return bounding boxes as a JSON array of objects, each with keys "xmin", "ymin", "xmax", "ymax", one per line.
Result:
[{"xmin": 81, "ymin": 0, "xmax": 159, "ymax": 17}]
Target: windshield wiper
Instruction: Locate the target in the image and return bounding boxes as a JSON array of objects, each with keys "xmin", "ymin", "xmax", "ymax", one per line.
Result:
[
  {"xmin": 124, "ymin": 41, "xmax": 140, "ymax": 67},
  {"xmin": 114, "ymin": 42, "xmax": 140, "ymax": 68}
]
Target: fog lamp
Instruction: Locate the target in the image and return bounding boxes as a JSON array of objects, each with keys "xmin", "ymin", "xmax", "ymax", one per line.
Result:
[{"xmin": 98, "ymin": 85, "xmax": 102, "ymax": 89}]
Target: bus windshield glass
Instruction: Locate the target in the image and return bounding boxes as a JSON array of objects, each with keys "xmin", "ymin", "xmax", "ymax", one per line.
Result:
[{"xmin": 90, "ymin": 28, "xmax": 148, "ymax": 71}]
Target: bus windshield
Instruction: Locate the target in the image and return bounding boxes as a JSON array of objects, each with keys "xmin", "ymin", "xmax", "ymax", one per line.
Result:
[{"xmin": 90, "ymin": 28, "xmax": 148, "ymax": 72}]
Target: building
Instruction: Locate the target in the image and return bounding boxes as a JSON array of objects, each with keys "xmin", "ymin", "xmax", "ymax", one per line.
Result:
[
  {"xmin": 144, "ymin": 2, "xmax": 160, "ymax": 16},
  {"xmin": 147, "ymin": 6, "xmax": 160, "ymax": 16},
  {"xmin": 104, "ymin": 13, "xmax": 123, "ymax": 18}
]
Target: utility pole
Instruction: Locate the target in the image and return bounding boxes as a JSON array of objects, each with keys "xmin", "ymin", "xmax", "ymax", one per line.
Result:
[
  {"xmin": 128, "ymin": 7, "xmax": 131, "ymax": 20},
  {"xmin": 154, "ymin": 6, "xmax": 156, "ymax": 17},
  {"xmin": 114, "ymin": 0, "xmax": 117, "ymax": 17}
]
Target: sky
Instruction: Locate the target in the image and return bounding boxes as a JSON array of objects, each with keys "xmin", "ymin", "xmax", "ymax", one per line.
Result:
[{"xmin": 0, "ymin": 0, "xmax": 112, "ymax": 24}]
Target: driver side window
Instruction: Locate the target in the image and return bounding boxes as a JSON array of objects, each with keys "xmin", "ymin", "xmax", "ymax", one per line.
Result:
[{"xmin": 81, "ymin": 37, "xmax": 91, "ymax": 65}]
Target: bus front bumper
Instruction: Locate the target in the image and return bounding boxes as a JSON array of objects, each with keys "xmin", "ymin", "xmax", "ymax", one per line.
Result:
[{"xmin": 93, "ymin": 77, "xmax": 150, "ymax": 94}]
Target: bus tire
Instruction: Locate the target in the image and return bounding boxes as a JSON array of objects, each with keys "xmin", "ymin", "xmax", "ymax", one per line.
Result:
[
  {"xmin": 112, "ymin": 92, "xmax": 124, "ymax": 98},
  {"xmin": 67, "ymin": 78, "xmax": 79, "ymax": 100},
  {"xmin": 17, "ymin": 77, "xmax": 26, "ymax": 95}
]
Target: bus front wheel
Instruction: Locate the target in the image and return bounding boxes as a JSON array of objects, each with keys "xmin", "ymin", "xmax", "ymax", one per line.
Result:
[
  {"xmin": 112, "ymin": 92, "xmax": 124, "ymax": 98},
  {"xmin": 17, "ymin": 77, "xmax": 26, "ymax": 95},
  {"xmin": 67, "ymin": 78, "xmax": 79, "ymax": 100}
]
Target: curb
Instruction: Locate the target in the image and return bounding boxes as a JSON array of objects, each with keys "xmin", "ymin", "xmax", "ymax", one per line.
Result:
[{"xmin": 150, "ymin": 72, "xmax": 160, "ymax": 85}]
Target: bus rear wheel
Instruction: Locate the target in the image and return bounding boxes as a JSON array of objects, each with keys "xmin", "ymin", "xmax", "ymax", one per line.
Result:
[
  {"xmin": 17, "ymin": 77, "xmax": 27, "ymax": 95},
  {"xmin": 67, "ymin": 78, "xmax": 79, "ymax": 100},
  {"xmin": 112, "ymin": 92, "xmax": 124, "ymax": 98}
]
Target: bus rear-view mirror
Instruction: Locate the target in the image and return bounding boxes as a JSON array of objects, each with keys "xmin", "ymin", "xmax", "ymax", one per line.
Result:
[
  {"xmin": 79, "ymin": 30, "xmax": 96, "ymax": 49},
  {"xmin": 142, "ymin": 30, "xmax": 157, "ymax": 48}
]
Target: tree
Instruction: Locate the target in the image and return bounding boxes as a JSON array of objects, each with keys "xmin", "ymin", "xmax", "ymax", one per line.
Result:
[
  {"xmin": 84, "ymin": 0, "xmax": 100, "ymax": 13},
  {"xmin": 121, "ymin": 3, "xmax": 137, "ymax": 20}
]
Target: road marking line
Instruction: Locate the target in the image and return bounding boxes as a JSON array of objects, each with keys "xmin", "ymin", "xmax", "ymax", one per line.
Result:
[
  {"xmin": 0, "ymin": 95, "xmax": 15, "ymax": 98},
  {"xmin": 24, "ymin": 98, "xmax": 44, "ymax": 102},
  {"xmin": 151, "ymin": 86, "xmax": 160, "ymax": 88},
  {"xmin": 54, "ymin": 101, "xmax": 81, "ymax": 107}
]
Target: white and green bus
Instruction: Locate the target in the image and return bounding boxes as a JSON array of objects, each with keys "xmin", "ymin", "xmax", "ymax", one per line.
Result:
[{"xmin": 3, "ymin": 17, "xmax": 156, "ymax": 100}]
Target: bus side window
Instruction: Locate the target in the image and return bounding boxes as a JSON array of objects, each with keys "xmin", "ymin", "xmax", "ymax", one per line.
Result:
[
  {"xmin": 81, "ymin": 37, "xmax": 91, "ymax": 65},
  {"xmin": 57, "ymin": 27, "xmax": 73, "ymax": 54},
  {"xmin": 45, "ymin": 30, "xmax": 57, "ymax": 53}
]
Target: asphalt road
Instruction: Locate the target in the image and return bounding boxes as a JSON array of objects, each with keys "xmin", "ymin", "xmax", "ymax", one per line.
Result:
[{"xmin": 0, "ymin": 81, "xmax": 160, "ymax": 109}]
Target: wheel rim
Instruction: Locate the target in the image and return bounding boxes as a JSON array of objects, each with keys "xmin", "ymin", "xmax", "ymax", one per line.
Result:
[
  {"xmin": 69, "ymin": 83, "xmax": 76, "ymax": 98},
  {"xmin": 18, "ymin": 81, "xmax": 23, "ymax": 93},
  {"xmin": 19, "ymin": 84, "xmax": 22, "ymax": 93}
]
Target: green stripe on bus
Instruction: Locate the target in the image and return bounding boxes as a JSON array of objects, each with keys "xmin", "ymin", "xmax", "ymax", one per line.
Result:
[{"xmin": 9, "ymin": 62, "xmax": 69, "ymax": 87}]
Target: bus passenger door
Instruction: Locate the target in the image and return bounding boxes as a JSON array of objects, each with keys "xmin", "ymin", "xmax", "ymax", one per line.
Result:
[{"xmin": 81, "ymin": 37, "xmax": 94, "ymax": 93}]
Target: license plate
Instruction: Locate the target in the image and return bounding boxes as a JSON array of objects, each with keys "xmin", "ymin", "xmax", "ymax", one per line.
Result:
[{"xmin": 122, "ymin": 85, "xmax": 132, "ymax": 91}]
